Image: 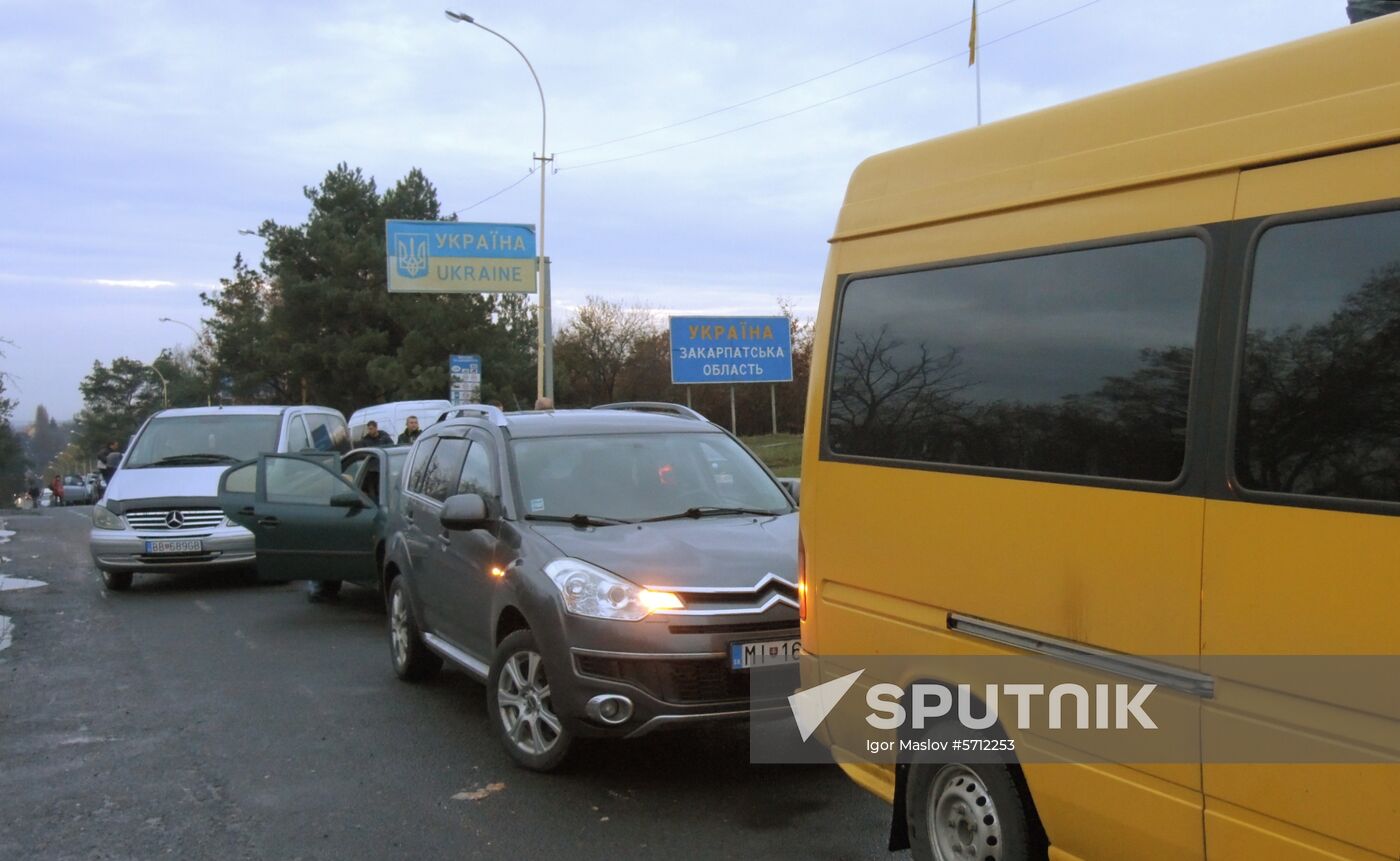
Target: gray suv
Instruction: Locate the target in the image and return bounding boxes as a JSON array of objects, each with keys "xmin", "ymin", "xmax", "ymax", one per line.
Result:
[{"xmin": 385, "ymin": 404, "xmax": 800, "ymax": 770}]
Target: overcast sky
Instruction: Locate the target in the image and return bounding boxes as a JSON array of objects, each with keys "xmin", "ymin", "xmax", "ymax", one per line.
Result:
[{"xmin": 0, "ymin": 1, "xmax": 1348, "ymax": 421}]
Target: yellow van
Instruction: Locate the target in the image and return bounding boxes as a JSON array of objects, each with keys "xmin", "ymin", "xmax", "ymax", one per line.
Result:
[{"xmin": 800, "ymin": 15, "xmax": 1400, "ymax": 861}]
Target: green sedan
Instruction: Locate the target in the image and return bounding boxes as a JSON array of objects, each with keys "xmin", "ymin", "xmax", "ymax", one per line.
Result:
[{"xmin": 218, "ymin": 446, "xmax": 408, "ymax": 600}]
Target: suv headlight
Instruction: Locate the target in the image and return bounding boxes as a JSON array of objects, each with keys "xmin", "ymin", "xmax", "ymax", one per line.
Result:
[
  {"xmin": 92, "ymin": 504, "xmax": 125, "ymax": 531},
  {"xmin": 543, "ymin": 558, "xmax": 683, "ymax": 621}
]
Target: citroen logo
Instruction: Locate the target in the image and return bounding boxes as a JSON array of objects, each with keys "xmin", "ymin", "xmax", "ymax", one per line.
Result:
[{"xmin": 164, "ymin": 510, "xmax": 185, "ymax": 529}]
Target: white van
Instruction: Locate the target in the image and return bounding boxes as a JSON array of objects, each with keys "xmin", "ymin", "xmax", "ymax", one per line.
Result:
[
  {"xmin": 89, "ymin": 405, "xmax": 349, "ymax": 591},
  {"xmin": 347, "ymin": 400, "xmax": 453, "ymax": 446}
]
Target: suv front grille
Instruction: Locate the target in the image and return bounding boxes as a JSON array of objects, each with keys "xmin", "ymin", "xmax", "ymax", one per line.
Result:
[
  {"xmin": 574, "ymin": 655, "xmax": 749, "ymax": 705},
  {"xmin": 125, "ymin": 508, "xmax": 224, "ymax": 532}
]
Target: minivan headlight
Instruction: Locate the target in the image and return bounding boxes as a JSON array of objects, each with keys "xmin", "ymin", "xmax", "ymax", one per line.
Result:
[
  {"xmin": 92, "ymin": 504, "xmax": 125, "ymax": 531},
  {"xmin": 543, "ymin": 559, "xmax": 683, "ymax": 622}
]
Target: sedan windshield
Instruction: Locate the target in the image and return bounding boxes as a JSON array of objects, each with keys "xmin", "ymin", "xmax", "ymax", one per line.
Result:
[
  {"xmin": 511, "ymin": 432, "xmax": 792, "ymax": 523},
  {"xmin": 125, "ymin": 414, "xmax": 282, "ymax": 468}
]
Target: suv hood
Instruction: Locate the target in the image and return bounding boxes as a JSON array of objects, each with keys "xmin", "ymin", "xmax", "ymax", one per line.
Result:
[
  {"xmin": 533, "ymin": 513, "xmax": 797, "ymax": 590},
  {"xmin": 102, "ymin": 465, "xmax": 230, "ymax": 511}
]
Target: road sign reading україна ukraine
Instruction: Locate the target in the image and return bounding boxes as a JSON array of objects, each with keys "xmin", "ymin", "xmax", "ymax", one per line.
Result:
[
  {"xmin": 669, "ymin": 316, "xmax": 793, "ymax": 384},
  {"xmin": 385, "ymin": 220, "xmax": 537, "ymax": 294}
]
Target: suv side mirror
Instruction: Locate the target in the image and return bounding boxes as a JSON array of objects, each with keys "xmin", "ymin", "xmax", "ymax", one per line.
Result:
[
  {"xmin": 778, "ymin": 477, "xmax": 800, "ymax": 505},
  {"xmin": 441, "ymin": 493, "xmax": 490, "ymax": 530}
]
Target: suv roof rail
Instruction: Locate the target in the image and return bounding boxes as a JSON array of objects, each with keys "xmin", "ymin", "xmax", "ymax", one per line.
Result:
[
  {"xmin": 591, "ymin": 402, "xmax": 706, "ymax": 421},
  {"xmin": 435, "ymin": 404, "xmax": 509, "ymax": 427}
]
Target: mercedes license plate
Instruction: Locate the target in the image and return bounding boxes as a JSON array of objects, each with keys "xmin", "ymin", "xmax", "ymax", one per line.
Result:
[{"xmin": 144, "ymin": 539, "xmax": 203, "ymax": 554}]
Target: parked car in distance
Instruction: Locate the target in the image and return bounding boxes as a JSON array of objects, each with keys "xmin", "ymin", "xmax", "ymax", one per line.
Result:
[
  {"xmin": 89, "ymin": 405, "xmax": 350, "ymax": 592},
  {"xmin": 62, "ymin": 474, "xmax": 95, "ymax": 505},
  {"xmin": 218, "ymin": 445, "xmax": 410, "ymax": 601},
  {"xmin": 348, "ymin": 400, "xmax": 452, "ymax": 446},
  {"xmin": 223, "ymin": 402, "xmax": 802, "ymax": 771}
]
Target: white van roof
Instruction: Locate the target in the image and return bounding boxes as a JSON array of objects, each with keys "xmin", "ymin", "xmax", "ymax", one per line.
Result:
[{"xmin": 348, "ymin": 400, "xmax": 454, "ymax": 424}]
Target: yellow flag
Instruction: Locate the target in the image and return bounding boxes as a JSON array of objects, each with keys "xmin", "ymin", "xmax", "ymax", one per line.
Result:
[{"xmin": 968, "ymin": 0, "xmax": 978, "ymax": 66}]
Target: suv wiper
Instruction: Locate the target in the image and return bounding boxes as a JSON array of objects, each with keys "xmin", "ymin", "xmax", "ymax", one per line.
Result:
[
  {"xmin": 525, "ymin": 513, "xmax": 633, "ymax": 527},
  {"xmin": 147, "ymin": 453, "xmax": 240, "ymax": 466},
  {"xmin": 640, "ymin": 506, "xmax": 782, "ymax": 523}
]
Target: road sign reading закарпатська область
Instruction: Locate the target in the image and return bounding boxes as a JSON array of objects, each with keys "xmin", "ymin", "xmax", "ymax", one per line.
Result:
[
  {"xmin": 386, "ymin": 220, "xmax": 536, "ymax": 294},
  {"xmin": 669, "ymin": 316, "xmax": 794, "ymax": 385}
]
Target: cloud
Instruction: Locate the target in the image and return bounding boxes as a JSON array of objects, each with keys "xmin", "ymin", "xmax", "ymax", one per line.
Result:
[
  {"xmin": 86, "ymin": 278, "xmax": 180, "ymax": 289},
  {"xmin": 0, "ymin": 272, "xmax": 205, "ymax": 291}
]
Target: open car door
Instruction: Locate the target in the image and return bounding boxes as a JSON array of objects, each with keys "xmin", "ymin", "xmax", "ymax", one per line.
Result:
[{"xmin": 218, "ymin": 454, "xmax": 379, "ymax": 583}]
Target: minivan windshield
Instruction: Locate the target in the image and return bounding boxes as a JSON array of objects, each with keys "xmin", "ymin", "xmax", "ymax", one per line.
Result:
[
  {"xmin": 511, "ymin": 431, "xmax": 792, "ymax": 523},
  {"xmin": 125, "ymin": 414, "xmax": 282, "ymax": 468}
]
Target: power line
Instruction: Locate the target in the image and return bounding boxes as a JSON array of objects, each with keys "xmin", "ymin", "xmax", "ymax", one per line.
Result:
[
  {"xmin": 560, "ymin": 0, "xmax": 1102, "ymax": 173},
  {"xmin": 447, "ymin": 167, "xmax": 537, "ymax": 217},
  {"xmin": 556, "ymin": 0, "xmax": 1026, "ymax": 157}
]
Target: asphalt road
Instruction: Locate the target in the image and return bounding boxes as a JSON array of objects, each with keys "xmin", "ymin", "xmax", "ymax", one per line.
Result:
[{"xmin": 0, "ymin": 507, "xmax": 897, "ymax": 860}]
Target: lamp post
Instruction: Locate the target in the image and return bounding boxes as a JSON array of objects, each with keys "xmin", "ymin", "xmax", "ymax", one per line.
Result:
[
  {"xmin": 445, "ymin": 10, "xmax": 554, "ymax": 402},
  {"xmin": 149, "ymin": 363, "xmax": 169, "ymax": 409},
  {"xmin": 159, "ymin": 317, "xmax": 212, "ymax": 406}
]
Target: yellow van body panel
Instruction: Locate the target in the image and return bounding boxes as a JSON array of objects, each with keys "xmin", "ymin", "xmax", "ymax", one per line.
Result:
[
  {"xmin": 1196, "ymin": 141, "xmax": 1400, "ymax": 861},
  {"xmin": 803, "ymin": 14, "xmax": 1400, "ymax": 861}
]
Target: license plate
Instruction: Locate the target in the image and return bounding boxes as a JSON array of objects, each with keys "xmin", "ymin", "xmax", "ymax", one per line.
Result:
[
  {"xmin": 143, "ymin": 539, "xmax": 203, "ymax": 554},
  {"xmin": 730, "ymin": 638, "xmax": 802, "ymax": 670}
]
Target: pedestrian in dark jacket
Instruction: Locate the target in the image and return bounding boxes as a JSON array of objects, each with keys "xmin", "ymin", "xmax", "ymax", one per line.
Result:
[
  {"xmin": 361, "ymin": 421, "xmax": 394, "ymax": 447},
  {"xmin": 396, "ymin": 416, "xmax": 421, "ymax": 445}
]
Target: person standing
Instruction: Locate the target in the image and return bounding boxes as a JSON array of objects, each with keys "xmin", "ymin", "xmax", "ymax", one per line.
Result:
[
  {"xmin": 360, "ymin": 420, "xmax": 394, "ymax": 448},
  {"xmin": 99, "ymin": 441, "xmax": 121, "ymax": 485},
  {"xmin": 396, "ymin": 416, "xmax": 421, "ymax": 445},
  {"xmin": 50, "ymin": 473, "xmax": 65, "ymax": 506}
]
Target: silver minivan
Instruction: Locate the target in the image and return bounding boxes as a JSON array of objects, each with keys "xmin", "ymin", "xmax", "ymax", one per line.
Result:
[{"xmin": 89, "ymin": 405, "xmax": 349, "ymax": 590}]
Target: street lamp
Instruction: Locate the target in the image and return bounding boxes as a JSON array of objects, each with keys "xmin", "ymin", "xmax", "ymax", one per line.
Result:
[
  {"xmin": 149, "ymin": 363, "xmax": 169, "ymax": 409},
  {"xmin": 158, "ymin": 317, "xmax": 212, "ymax": 406},
  {"xmin": 445, "ymin": 10, "xmax": 554, "ymax": 401},
  {"xmin": 159, "ymin": 316, "xmax": 199, "ymax": 339}
]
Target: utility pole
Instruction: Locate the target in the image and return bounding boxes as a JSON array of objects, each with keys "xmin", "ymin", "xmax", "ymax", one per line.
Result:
[{"xmin": 446, "ymin": 11, "xmax": 555, "ymax": 401}]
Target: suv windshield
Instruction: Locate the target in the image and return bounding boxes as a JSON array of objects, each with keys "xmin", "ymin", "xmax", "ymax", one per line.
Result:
[
  {"xmin": 511, "ymin": 431, "xmax": 792, "ymax": 523},
  {"xmin": 125, "ymin": 414, "xmax": 282, "ymax": 468}
]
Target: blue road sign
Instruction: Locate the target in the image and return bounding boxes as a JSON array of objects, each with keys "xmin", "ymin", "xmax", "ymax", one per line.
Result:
[
  {"xmin": 449, "ymin": 354, "xmax": 482, "ymax": 406},
  {"xmin": 386, "ymin": 220, "xmax": 536, "ymax": 294},
  {"xmin": 669, "ymin": 316, "xmax": 793, "ymax": 385}
]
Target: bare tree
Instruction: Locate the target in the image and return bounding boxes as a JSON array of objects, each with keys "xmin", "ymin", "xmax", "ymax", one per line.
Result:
[
  {"xmin": 554, "ymin": 296, "xmax": 659, "ymax": 405},
  {"xmin": 827, "ymin": 325, "xmax": 969, "ymax": 457}
]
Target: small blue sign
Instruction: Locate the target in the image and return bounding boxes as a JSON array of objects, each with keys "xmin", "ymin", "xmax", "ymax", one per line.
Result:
[
  {"xmin": 449, "ymin": 354, "xmax": 482, "ymax": 406},
  {"xmin": 669, "ymin": 316, "xmax": 793, "ymax": 385}
]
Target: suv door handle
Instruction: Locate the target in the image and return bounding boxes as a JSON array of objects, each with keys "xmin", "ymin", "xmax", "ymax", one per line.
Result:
[{"xmin": 258, "ymin": 516, "xmax": 279, "ymax": 528}]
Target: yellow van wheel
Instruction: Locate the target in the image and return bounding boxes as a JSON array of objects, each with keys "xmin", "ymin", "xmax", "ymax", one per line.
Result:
[{"xmin": 906, "ymin": 761, "xmax": 1042, "ymax": 861}]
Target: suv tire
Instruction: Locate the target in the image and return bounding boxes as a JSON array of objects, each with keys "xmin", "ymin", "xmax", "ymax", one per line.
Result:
[
  {"xmin": 388, "ymin": 577, "xmax": 441, "ymax": 681},
  {"xmin": 487, "ymin": 629, "xmax": 573, "ymax": 772}
]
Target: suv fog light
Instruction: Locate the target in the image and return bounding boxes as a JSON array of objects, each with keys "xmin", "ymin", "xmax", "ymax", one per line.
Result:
[{"xmin": 586, "ymin": 694, "xmax": 634, "ymax": 725}]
